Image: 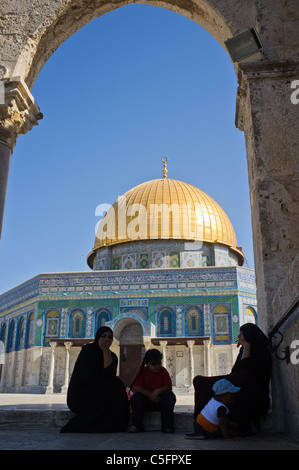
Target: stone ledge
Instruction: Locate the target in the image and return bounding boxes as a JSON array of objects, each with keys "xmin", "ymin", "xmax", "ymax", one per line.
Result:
[{"xmin": 0, "ymin": 409, "xmax": 194, "ymax": 432}]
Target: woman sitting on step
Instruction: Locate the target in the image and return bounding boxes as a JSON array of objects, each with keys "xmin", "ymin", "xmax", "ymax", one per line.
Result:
[
  {"xmin": 60, "ymin": 326, "xmax": 129, "ymax": 433},
  {"xmin": 193, "ymin": 323, "xmax": 272, "ymax": 436}
]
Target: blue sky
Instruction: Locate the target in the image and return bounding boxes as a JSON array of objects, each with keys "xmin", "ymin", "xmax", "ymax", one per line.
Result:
[{"xmin": 0, "ymin": 5, "xmax": 254, "ymax": 294}]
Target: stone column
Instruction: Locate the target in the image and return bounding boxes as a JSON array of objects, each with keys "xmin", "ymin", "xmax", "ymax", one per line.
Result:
[
  {"xmin": 61, "ymin": 342, "xmax": 72, "ymax": 394},
  {"xmin": 203, "ymin": 339, "xmax": 211, "ymax": 376},
  {"xmin": 45, "ymin": 342, "xmax": 57, "ymax": 394},
  {"xmin": 142, "ymin": 336, "xmax": 152, "ymax": 351},
  {"xmin": 0, "ymin": 142, "xmax": 11, "ymax": 237},
  {"xmin": 0, "ymin": 343, "xmax": 6, "ymax": 391},
  {"xmin": 236, "ymin": 62, "xmax": 299, "ymax": 438},
  {"xmin": 236, "ymin": 61, "xmax": 299, "ymax": 331},
  {"xmin": 0, "ymin": 77, "xmax": 42, "ymax": 237},
  {"xmin": 159, "ymin": 341, "xmax": 167, "ymax": 368},
  {"xmin": 236, "ymin": 61, "xmax": 299, "ymax": 435},
  {"xmin": 187, "ymin": 340, "xmax": 195, "ymax": 387}
]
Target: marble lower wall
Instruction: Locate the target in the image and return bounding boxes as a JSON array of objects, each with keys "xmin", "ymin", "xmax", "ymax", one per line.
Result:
[{"xmin": 0, "ymin": 342, "xmax": 238, "ymax": 392}]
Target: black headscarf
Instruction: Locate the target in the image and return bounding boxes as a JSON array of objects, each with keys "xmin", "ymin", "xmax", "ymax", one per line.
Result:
[
  {"xmin": 239, "ymin": 323, "xmax": 270, "ymax": 356},
  {"xmin": 94, "ymin": 326, "xmax": 113, "ymax": 343},
  {"xmin": 232, "ymin": 323, "xmax": 272, "ymax": 382}
]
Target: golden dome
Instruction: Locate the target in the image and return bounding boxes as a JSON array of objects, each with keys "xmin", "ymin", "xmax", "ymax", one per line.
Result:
[{"xmin": 87, "ymin": 176, "xmax": 244, "ymax": 267}]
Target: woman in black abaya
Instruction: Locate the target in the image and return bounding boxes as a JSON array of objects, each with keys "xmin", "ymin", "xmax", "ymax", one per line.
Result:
[
  {"xmin": 60, "ymin": 326, "xmax": 129, "ymax": 433},
  {"xmin": 193, "ymin": 323, "xmax": 272, "ymax": 435}
]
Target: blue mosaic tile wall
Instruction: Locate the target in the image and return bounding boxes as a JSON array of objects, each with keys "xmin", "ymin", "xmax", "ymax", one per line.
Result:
[{"xmin": 0, "ymin": 267, "xmax": 256, "ymax": 351}]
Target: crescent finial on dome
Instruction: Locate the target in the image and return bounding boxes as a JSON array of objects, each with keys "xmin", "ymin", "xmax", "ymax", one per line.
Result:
[{"xmin": 162, "ymin": 157, "xmax": 168, "ymax": 179}]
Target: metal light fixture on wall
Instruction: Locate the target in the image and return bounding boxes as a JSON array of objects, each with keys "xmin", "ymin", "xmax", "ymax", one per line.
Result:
[{"xmin": 225, "ymin": 28, "xmax": 263, "ymax": 63}]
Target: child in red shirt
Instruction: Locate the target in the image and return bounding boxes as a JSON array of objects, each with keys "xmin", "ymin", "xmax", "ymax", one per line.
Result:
[{"xmin": 128, "ymin": 349, "xmax": 176, "ymax": 433}]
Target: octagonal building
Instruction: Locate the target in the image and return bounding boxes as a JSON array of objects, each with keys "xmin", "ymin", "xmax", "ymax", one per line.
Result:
[{"xmin": 0, "ymin": 161, "xmax": 257, "ymax": 392}]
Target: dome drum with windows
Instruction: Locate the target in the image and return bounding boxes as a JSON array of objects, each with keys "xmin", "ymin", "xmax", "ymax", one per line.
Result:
[{"xmin": 87, "ymin": 159, "xmax": 244, "ymax": 270}]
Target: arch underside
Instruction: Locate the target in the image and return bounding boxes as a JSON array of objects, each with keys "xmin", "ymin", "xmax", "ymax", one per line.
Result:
[{"xmin": 19, "ymin": 0, "xmax": 248, "ymax": 89}]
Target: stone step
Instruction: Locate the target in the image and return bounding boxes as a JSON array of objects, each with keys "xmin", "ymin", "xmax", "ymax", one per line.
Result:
[{"xmin": 0, "ymin": 409, "xmax": 194, "ymax": 432}]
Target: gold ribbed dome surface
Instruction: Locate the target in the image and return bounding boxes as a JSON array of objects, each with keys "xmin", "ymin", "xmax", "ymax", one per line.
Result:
[{"xmin": 88, "ymin": 177, "xmax": 244, "ymax": 264}]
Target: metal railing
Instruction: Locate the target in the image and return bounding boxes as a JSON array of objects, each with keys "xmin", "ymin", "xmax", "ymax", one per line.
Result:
[{"xmin": 268, "ymin": 296, "xmax": 299, "ymax": 363}]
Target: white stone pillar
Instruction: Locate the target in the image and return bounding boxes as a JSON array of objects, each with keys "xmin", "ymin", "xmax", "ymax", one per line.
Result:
[
  {"xmin": 187, "ymin": 340, "xmax": 195, "ymax": 387},
  {"xmin": 45, "ymin": 342, "xmax": 57, "ymax": 394},
  {"xmin": 203, "ymin": 339, "xmax": 211, "ymax": 376},
  {"xmin": 0, "ymin": 342, "xmax": 6, "ymax": 391},
  {"xmin": 143, "ymin": 336, "xmax": 152, "ymax": 351},
  {"xmin": 110, "ymin": 337, "xmax": 120, "ymax": 375},
  {"xmin": 159, "ymin": 341, "xmax": 167, "ymax": 368},
  {"xmin": 61, "ymin": 342, "xmax": 72, "ymax": 394}
]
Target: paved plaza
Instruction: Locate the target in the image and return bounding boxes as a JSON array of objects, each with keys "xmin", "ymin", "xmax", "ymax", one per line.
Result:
[{"xmin": 0, "ymin": 392, "xmax": 298, "ymax": 451}]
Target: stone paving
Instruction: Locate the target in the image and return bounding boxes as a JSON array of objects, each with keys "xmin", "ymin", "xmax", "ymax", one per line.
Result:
[
  {"xmin": 2, "ymin": 426, "xmax": 299, "ymax": 451},
  {"xmin": 0, "ymin": 392, "xmax": 298, "ymax": 451}
]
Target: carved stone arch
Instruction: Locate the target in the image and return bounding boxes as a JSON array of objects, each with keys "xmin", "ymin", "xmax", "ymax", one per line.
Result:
[
  {"xmin": 1, "ymin": 0, "xmax": 299, "ymax": 439},
  {"xmin": 110, "ymin": 313, "xmax": 149, "ymax": 339},
  {"xmin": 9, "ymin": 0, "xmax": 252, "ymax": 90}
]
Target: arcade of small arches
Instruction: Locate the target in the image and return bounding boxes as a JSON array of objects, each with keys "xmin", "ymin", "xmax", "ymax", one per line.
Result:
[
  {"xmin": 0, "ymin": 304, "xmax": 257, "ymax": 351},
  {"xmin": 0, "ymin": 303, "xmax": 257, "ymax": 393}
]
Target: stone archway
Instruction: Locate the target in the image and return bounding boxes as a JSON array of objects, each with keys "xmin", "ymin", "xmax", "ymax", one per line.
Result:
[
  {"xmin": 0, "ymin": 1, "xmax": 298, "ymax": 333},
  {"xmin": 1, "ymin": 0, "xmax": 246, "ymax": 90},
  {"xmin": 1, "ymin": 0, "xmax": 299, "ymax": 438}
]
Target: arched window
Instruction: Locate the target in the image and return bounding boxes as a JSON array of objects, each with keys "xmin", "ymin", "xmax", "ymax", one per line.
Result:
[
  {"xmin": 186, "ymin": 307, "xmax": 201, "ymax": 335},
  {"xmin": 244, "ymin": 306, "xmax": 256, "ymax": 324},
  {"xmin": 213, "ymin": 305, "xmax": 230, "ymax": 343},
  {"xmin": 96, "ymin": 310, "xmax": 110, "ymax": 330},
  {"xmin": 27, "ymin": 313, "xmax": 35, "ymax": 347},
  {"xmin": 159, "ymin": 309, "xmax": 174, "ymax": 336},
  {"xmin": 16, "ymin": 317, "xmax": 25, "ymax": 349},
  {"xmin": 0, "ymin": 323, "xmax": 7, "ymax": 345},
  {"xmin": 70, "ymin": 310, "xmax": 85, "ymax": 337},
  {"xmin": 45, "ymin": 310, "xmax": 60, "ymax": 338},
  {"xmin": 7, "ymin": 320, "xmax": 16, "ymax": 351}
]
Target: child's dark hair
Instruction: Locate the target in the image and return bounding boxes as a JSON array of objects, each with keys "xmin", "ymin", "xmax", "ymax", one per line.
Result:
[{"xmin": 130, "ymin": 349, "xmax": 163, "ymax": 387}]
